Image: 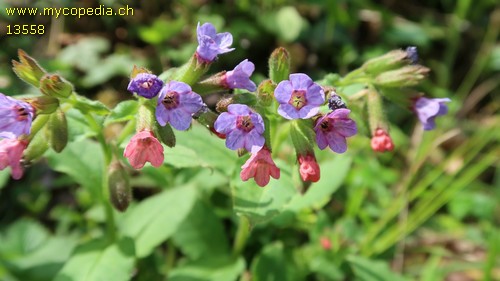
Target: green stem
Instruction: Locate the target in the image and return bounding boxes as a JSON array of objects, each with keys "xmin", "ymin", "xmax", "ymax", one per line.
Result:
[
  {"xmin": 456, "ymin": 8, "xmax": 500, "ymax": 99},
  {"xmin": 84, "ymin": 112, "xmax": 116, "ymax": 242},
  {"xmin": 174, "ymin": 55, "xmax": 210, "ymax": 86},
  {"xmin": 232, "ymin": 216, "xmax": 251, "ymax": 257}
]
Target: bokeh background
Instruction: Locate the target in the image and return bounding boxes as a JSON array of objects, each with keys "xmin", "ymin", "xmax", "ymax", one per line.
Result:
[{"xmin": 0, "ymin": 0, "xmax": 499, "ymax": 280}]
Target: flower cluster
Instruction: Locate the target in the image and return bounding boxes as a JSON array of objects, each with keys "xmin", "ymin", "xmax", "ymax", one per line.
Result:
[{"xmin": 1, "ymin": 23, "xmax": 451, "ymax": 190}]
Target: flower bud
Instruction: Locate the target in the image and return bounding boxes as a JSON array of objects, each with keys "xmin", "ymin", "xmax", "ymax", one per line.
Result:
[
  {"xmin": 154, "ymin": 122, "xmax": 176, "ymax": 148},
  {"xmin": 40, "ymin": 74, "xmax": 73, "ymax": 98},
  {"xmin": 23, "ymin": 132, "xmax": 49, "ymax": 163},
  {"xmin": 367, "ymin": 88, "xmax": 393, "ymax": 152},
  {"xmin": 320, "ymin": 237, "xmax": 332, "ymax": 250},
  {"xmin": 256, "ymin": 79, "xmax": 276, "ymax": 107},
  {"xmin": 268, "ymin": 47, "xmax": 291, "ymax": 84},
  {"xmin": 216, "ymin": 97, "xmax": 234, "ymax": 113},
  {"xmin": 45, "ymin": 109, "xmax": 68, "ymax": 153},
  {"xmin": 371, "ymin": 128, "xmax": 394, "ymax": 152},
  {"xmin": 373, "ymin": 65, "xmax": 430, "ymax": 88},
  {"xmin": 108, "ymin": 161, "xmax": 131, "ymax": 212},
  {"xmin": 298, "ymin": 153, "xmax": 320, "ymax": 182},
  {"xmin": 11, "ymin": 49, "xmax": 47, "ymax": 87},
  {"xmin": 361, "ymin": 49, "xmax": 411, "ymax": 74},
  {"xmin": 24, "ymin": 96, "xmax": 59, "ymax": 115}
]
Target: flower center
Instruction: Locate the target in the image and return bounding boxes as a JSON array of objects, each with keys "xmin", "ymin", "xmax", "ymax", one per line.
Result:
[
  {"xmin": 236, "ymin": 115, "xmax": 254, "ymax": 132},
  {"xmin": 162, "ymin": 91, "xmax": 180, "ymax": 110},
  {"xmin": 140, "ymin": 79, "xmax": 154, "ymax": 90},
  {"xmin": 288, "ymin": 90, "xmax": 307, "ymax": 110},
  {"xmin": 15, "ymin": 106, "xmax": 29, "ymax": 121},
  {"xmin": 319, "ymin": 119, "xmax": 332, "ymax": 132}
]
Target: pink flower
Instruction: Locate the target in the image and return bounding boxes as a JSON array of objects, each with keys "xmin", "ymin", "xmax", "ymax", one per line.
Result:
[
  {"xmin": 240, "ymin": 147, "xmax": 280, "ymax": 187},
  {"xmin": 124, "ymin": 130, "xmax": 164, "ymax": 169},
  {"xmin": 320, "ymin": 237, "xmax": 332, "ymax": 250},
  {"xmin": 0, "ymin": 138, "xmax": 28, "ymax": 180},
  {"xmin": 298, "ymin": 154, "xmax": 320, "ymax": 182},
  {"xmin": 371, "ymin": 128, "xmax": 394, "ymax": 152}
]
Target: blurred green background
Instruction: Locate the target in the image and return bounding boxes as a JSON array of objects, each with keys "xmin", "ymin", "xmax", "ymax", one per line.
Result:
[{"xmin": 0, "ymin": 0, "xmax": 499, "ymax": 280}]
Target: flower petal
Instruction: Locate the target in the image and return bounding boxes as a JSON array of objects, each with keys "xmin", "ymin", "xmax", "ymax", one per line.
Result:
[
  {"xmin": 289, "ymin": 73, "xmax": 313, "ymax": 91},
  {"xmin": 214, "ymin": 112, "xmax": 237, "ymax": 134},
  {"xmin": 274, "ymin": 81, "xmax": 293, "ymax": 103}
]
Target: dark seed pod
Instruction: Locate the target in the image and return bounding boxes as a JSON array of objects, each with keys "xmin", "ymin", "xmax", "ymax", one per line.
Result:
[
  {"xmin": 108, "ymin": 161, "xmax": 131, "ymax": 212},
  {"xmin": 328, "ymin": 95, "xmax": 347, "ymax": 111}
]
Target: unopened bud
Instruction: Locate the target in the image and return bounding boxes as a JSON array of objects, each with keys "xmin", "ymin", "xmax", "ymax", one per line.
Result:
[
  {"xmin": 23, "ymin": 132, "xmax": 49, "ymax": 163},
  {"xmin": 371, "ymin": 128, "xmax": 394, "ymax": 152},
  {"xmin": 12, "ymin": 49, "xmax": 47, "ymax": 87},
  {"xmin": 216, "ymin": 97, "xmax": 234, "ymax": 113},
  {"xmin": 268, "ymin": 47, "xmax": 291, "ymax": 83},
  {"xmin": 45, "ymin": 109, "xmax": 68, "ymax": 153},
  {"xmin": 298, "ymin": 153, "xmax": 320, "ymax": 182},
  {"xmin": 374, "ymin": 65, "xmax": 430, "ymax": 88},
  {"xmin": 24, "ymin": 96, "xmax": 59, "ymax": 115},
  {"xmin": 362, "ymin": 49, "xmax": 411, "ymax": 74},
  {"xmin": 320, "ymin": 237, "xmax": 332, "ymax": 250},
  {"xmin": 40, "ymin": 74, "xmax": 73, "ymax": 98},
  {"xmin": 154, "ymin": 122, "xmax": 176, "ymax": 148},
  {"xmin": 108, "ymin": 161, "xmax": 131, "ymax": 212},
  {"xmin": 257, "ymin": 79, "xmax": 276, "ymax": 107}
]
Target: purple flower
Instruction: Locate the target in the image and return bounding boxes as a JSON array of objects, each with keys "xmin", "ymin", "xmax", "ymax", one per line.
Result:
[
  {"xmin": 314, "ymin": 109, "xmax": 357, "ymax": 153},
  {"xmin": 414, "ymin": 97, "xmax": 451, "ymax": 130},
  {"xmin": 214, "ymin": 104, "xmax": 265, "ymax": 153},
  {"xmin": 224, "ymin": 59, "xmax": 257, "ymax": 92},
  {"xmin": 274, "ymin": 73, "xmax": 325, "ymax": 119},
  {"xmin": 405, "ymin": 46, "xmax": 418, "ymax": 64},
  {"xmin": 127, "ymin": 73, "xmax": 163, "ymax": 99},
  {"xmin": 156, "ymin": 81, "xmax": 204, "ymax": 131},
  {"xmin": 0, "ymin": 93, "xmax": 34, "ymax": 139},
  {"xmin": 196, "ymin": 22, "xmax": 234, "ymax": 63}
]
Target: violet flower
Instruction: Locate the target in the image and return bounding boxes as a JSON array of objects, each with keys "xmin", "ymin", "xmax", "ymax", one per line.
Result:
[
  {"xmin": 414, "ymin": 97, "xmax": 451, "ymax": 130},
  {"xmin": 0, "ymin": 93, "xmax": 34, "ymax": 139},
  {"xmin": 127, "ymin": 73, "xmax": 164, "ymax": 99},
  {"xmin": 274, "ymin": 73, "xmax": 325, "ymax": 119},
  {"xmin": 156, "ymin": 81, "xmax": 204, "ymax": 131},
  {"xmin": 214, "ymin": 104, "xmax": 265, "ymax": 153},
  {"xmin": 196, "ymin": 22, "xmax": 234, "ymax": 63},
  {"xmin": 314, "ymin": 108, "xmax": 357, "ymax": 153},
  {"xmin": 223, "ymin": 59, "xmax": 257, "ymax": 92}
]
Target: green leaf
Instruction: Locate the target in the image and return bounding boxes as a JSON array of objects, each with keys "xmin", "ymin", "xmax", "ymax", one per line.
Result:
[
  {"xmin": 168, "ymin": 257, "xmax": 245, "ymax": 281},
  {"xmin": 309, "ymin": 256, "xmax": 344, "ymax": 281},
  {"xmin": 174, "ymin": 124, "xmax": 238, "ymax": 176},
  {"xmin": 172, "ymin": 200, "xmax": 230, "ymax": 260},
  {"xmin": 45, "ymin": 139, "xmax": 104, "ymax": 200},
  {"xmin": 54, "ymin": 238, "xmax": 135, "ymax": 281},
  {"xmin": 286, "ymin": 155, "xmax": 352, "ymax": 212},
  {"xmin": 73, "ymin": 95, "xmax": 110, "ymax": 115},
  {"xmin": 120, "ymin": 185, "xmax": 197, "ymax": 257},
  {"xmin": 138, "ymin": 18, "xmax": 185, "ymax": 45},
  {"xmin": 348, "ymin": 256, "xmax": 409, "ymax": 281},
  {"xmin": 276, "ymin": 7, "xmax": 304, "ymax": 42},
  {"xmin": 0, "ymin": 219, "xmax": 77, "ymax": 281},
  {"xmin": 0, "ymin": 219, "xmax": 48, "ymax": 255},
  {"xmin": 251, "ymin": 242, "xmax": 287, "ymax": 281},
  {"xmin": 0, "ymin": 169, "xmax": 9, "ymax": 190},
  {"xmin": 232, "ymin": 161, "xmax": 297, "ymax": 225},
  {"xmin": 164, "ymin": 145, "xmax": 206, "ymax": 168},
  {"xmin": 104, "ymin": 100, "xmax": 139, "ymax": 125}
]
